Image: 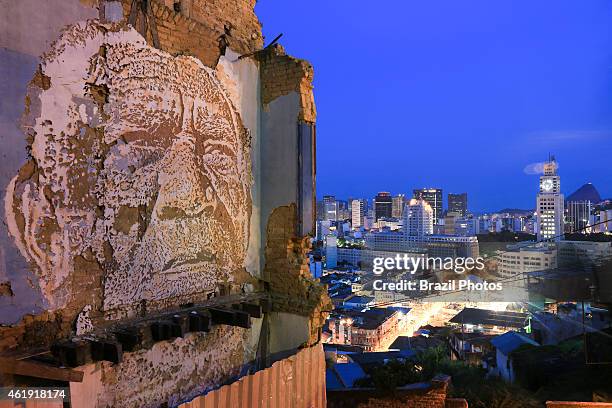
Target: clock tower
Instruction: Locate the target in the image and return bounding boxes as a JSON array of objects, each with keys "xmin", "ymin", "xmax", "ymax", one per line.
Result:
[{"xmin": 536, "ymin": 156, "xmax": 564, "ymax": 241}]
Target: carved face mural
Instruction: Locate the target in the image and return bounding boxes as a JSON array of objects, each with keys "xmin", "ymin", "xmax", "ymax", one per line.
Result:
[{"xmin": 5, "ymin": 23, "xmax": 252, "ymax": 315}]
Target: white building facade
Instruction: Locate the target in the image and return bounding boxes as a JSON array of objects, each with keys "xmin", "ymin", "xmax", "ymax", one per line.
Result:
[
  {"xmin": 536, "ymin": 158, "xmax": 564, "ymax": 241},
  {"xmin": 351, "ymin": 199, "xmax": 366, "ymax": 228},
  {"xmin": 404, "ymin": 198, "xmax": 434, "ymax": 237}
]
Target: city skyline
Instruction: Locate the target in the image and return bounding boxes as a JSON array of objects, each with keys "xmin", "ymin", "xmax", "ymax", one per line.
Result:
[
  {"xmin": 317, "ymin": 167, "xmax": 609, "ymax": 214},
  {"xmin": 256, "ymin": 1, "xmax": 612, "ymax": 212},
  {"xmin": 319, "ymin": 179, "xmax": 605, "ymax": 216}
]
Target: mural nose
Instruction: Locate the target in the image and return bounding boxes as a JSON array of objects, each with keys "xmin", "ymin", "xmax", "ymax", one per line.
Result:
[{"xmin": 156, "ymin": 134, "xmax": 216, "ymax": 219}]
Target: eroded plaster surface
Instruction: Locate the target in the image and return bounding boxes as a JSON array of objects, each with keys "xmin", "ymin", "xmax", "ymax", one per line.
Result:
[
  {"xmin": 70, "ymin": 323, "xmax": 261, "ymax": 407},
  {"xmin": 0, "ymin": 2, "xmax": 328, "ymax": 406},
  {"xmin": 4, "ymin": 21, "xmax": 253, "ymax": 318}
]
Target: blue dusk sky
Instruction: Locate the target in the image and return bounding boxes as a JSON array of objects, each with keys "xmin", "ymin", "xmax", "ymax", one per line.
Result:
[{"xmin": 255, "ymin": 1, "xmax": 612, "ymax": 212}]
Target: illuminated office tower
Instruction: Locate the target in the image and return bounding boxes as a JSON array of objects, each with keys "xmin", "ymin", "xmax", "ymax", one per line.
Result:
[
  {"xmin": 566, "ymin": 201, "xmax": 592, "ymax": 233},
  {"xmin": 536, "ymin": 156, "xmax": 564, "ymax": 241},
  {"xmin": 413, "ymin": 188, "xmax": 443, "ymax": 224},
  {"xmin": 323, "ymin": 195, "xmax": 337, "ymax": 221},
  {"xmin": 565, "ymin": 182, "xmax": 601, "ymax": 234},
  {"xmin": 448, "ymin": 193, "xmax": 468, "ymax": 216},
  {"xmin": 392, "ymin": 194, "xmax": 406, "ymax": 218},
  {"xmin": 337, "ymin": 200, "xmax": 350, "ymax": 221},
  {"xmin": 352, "ymin": 198, "xmax": 367, "ymax": 228},
  {"xmin": 374, "ymin": 192, "xmax": 393, "ymax": 220},
  {"xmin": 404, "ymin": 198, "xmax": 434, "ymax": 237}
]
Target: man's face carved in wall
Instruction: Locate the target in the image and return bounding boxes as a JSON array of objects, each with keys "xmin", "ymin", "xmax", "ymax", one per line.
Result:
[{"xmin": 5, "ymin": 23, "xmax": 252, "ymax": 314}]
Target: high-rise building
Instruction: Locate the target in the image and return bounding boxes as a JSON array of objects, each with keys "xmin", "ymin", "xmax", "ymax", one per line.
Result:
[
  {"xmin": 565, "ymin": 182, "xmax": 600, "ymax": 234},
  {"xmin": 374, "ymin": 192, "xmax": 393, "ymax": 220},
  {"xmin": 404, "ymin": 198, "xmax": 433, "ymax": 237},
  {"xmin": 336, "ymin": 199, "xmax": 350, "ymax": 221},
  {"xmin": 351, "ymin": 198, "xmax": 367, "ymax": 228},
  {"xmin": 443, "ymin": 212, "xmax": 460, "ymax": 235},
  {"xmin": 536, "ymin": 157, "xmax": 564, "ymax": 241},
  {"xmin": 448, "ymin": 193, "xmax": 468, "ymax": 216},
  {"xmin": 413, "ymin": 188, "xmax": 443, "ymax": 224},
  {"xmin": 598, "ymin": 209, "xmax": 612, "ymax": 233},
  {"xmin": 566, "ymin": 200, "xmax": 592, "ymax": 233},
  {"xmin": 323, "ymin": 195, "xmax": 337, "ymax": 221},
  {"xmin": 325, "ymin": 235, "xmax": 338, "ymax": 268},
  {"xmin": 316, "ymin": 200, "xmax": 325, "ymax": 221},
  {"xmin": 392, "ymin": 194, "xmax": 406, "ymax": 218}
]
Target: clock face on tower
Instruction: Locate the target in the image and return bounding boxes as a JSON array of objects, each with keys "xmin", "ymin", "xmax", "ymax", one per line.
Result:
[{"xmin": 542, "ymin": 179, "xmax": 554, "ymax": 192}]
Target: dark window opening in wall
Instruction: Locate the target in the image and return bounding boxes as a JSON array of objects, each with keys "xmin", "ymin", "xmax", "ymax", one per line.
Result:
[{"xmin": 298, "ymin": 121, "xmax": 316, "ymax": 236}]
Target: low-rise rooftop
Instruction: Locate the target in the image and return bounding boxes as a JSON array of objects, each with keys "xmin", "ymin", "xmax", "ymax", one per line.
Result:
[
  {"xmin": 491, "ymin": 331, "xmax": 539, "ymax": 355},
  {"xmin": 449, "ymin": 308, "xmax": 529, "ymax": 329}
]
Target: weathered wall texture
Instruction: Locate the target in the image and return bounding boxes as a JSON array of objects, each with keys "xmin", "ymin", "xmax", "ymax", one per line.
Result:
[
  {"xmin": 252, "ymin": 27, "xmax": 327, "ymax": 351},
  {"xmin": 70, "ymin": 324, "xmax": 261, "ymax": 408},
  {"xmin": 0, "ymin": 0, "xmax": 327, "ymax": 405},
  {"xmin": 5, "ymin": 21, "xmax": 252, "ymax": 321},
  {"xmin": 0, "ymin": 0, "xmax": 265, "ymax": 327},
  {"xmin": 264, "ymin": 205, "xmax": 331, "ymax": 348}
]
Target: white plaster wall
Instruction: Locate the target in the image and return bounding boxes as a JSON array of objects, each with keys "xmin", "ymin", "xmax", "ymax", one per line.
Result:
[
  {"xmin": 268, "ymin": 312, "xmax": 310, "ymax": 354},
  {"xmin": 217, "ymin": 49, "xmax": 262, "ymax": 278},
  {"xmin": 260, "ymin": 92, "xmax": 301, "ymax": 251}
]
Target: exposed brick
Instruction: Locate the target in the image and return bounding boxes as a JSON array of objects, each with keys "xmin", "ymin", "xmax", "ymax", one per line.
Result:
[
  {"xmin": 263, "ymin": 204, "xmax": 331, "ymax": 345},
  {"xmin": 120, "ymin": 0, "xmax": 263, "ymax": 68},
  {"xmin": 258, "ymin": 44, "xmax": 317, "ymax": 123}
]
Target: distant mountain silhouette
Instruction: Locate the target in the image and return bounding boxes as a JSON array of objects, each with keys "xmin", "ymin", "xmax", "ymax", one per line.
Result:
[{"xmin": 566, "ymin": 183, "xmax": 602, "ymax": 203}]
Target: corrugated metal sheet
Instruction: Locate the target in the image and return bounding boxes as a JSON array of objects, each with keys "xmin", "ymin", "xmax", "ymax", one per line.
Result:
[{"xmin": 179, "ymin": 343, "xmax": 326, "ymax": 408}]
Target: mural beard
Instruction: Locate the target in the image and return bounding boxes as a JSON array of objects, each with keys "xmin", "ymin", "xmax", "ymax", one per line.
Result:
[{"xmin": 4, "ymin": 22, "xmax": 252, "ymax": 316}]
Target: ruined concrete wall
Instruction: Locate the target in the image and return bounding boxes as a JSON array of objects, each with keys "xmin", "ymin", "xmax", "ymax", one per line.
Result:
[
  {"xmin": 264, "ymin": 205, "xmax": 331, "ymax": 349},
  {"xmin": 0, "ymin": 0, "xmax": 263, "ymax": 321},
  {"xmin": 259, "ymin": 45, "xmax": 317, "ymax": 224},
  {"xmin": 259, "ymin": 44, "xmax": 317, "ymax": 242},
  {"xmin": 3, "ymin": 21, "xmax": 253, "ymax": 322},
  {"xmin": 0, "ymin": 0, "xmax": 327, "ymax": 405},
  {"xmin": 70, "ymin": 323, "xmax": 262, "ymax": 408},
  {"xmin": 259, "ymin": 45, "xmax": 328, "ymax": 348}
]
